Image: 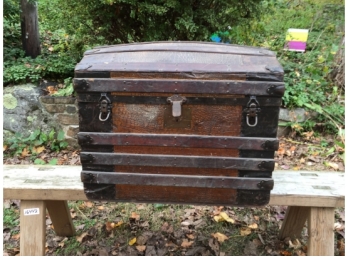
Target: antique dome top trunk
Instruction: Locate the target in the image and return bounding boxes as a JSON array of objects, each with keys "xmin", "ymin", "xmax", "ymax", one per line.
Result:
[{"xmin": 74, "ymin": 41, "xmax": 284, "ymax": 206}]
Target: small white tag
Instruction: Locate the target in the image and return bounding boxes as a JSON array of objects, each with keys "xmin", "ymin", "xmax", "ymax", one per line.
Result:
[{"xmin": 23, "ymin": 208, "xmax": 40, "ymax": 216}]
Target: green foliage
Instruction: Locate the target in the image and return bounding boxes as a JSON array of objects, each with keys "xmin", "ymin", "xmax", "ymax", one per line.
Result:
[
  {"xmin": 52, "ymin": 78, "xmax": 75, "ymax": 96},
  {"xmin": 3, "ymin": 208, "xmax": 19, "ymax": 228},
  {"xmin": 246, "ymin": 0, "xmax": 344, "ymax": 133},
  {"xmin": 38, "ymin": 0, "xmax": 263, "ymax": 57},
  {"xmin": 3, "ymin": 129, "xmax": 69, "ymax": 157}
]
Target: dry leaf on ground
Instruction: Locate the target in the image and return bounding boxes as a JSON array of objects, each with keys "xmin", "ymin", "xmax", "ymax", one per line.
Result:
[
  {"xmin": 214, "ymin": 211, "xmax": 235, "ymax": 223},
  {"xmin": 76, "ymin": 232, "xmax": 88, "ymax": 243},
  {"xmin": 248, "ymin": 223, "xmax": 258, "ymax": 229},
  {"xmin": 11, "ymin": 234, "xmax": 20, "ymax": 240},
  {"xmin": 130, "ymin": 212, "xmax": 140, "ymax": 220},
  {"xmin": 211, "ymin": 232, "xmax": 229, "ymax": 243},
  {"xmin": 181, "ymin": 239, "xmax": 194, "ymax": 248},
  {"xmin": 129, "ymin": 237, "xmax": 136, "ymax": 246},
  {"xmin": 240, "ymin": 227, "xmax": 252, "ymax": 236},
  {"xmin": 136, "ymin": 245, "xmax": 146, "ymax": 252}
]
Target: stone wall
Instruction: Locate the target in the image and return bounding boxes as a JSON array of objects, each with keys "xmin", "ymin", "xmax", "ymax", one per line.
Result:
[
  {"xmin": 39, "ymin": 96, "xmax": 79, "ymax": 147},
  {"xmin": 3, "ymin": 84, "xmax": 80, "ymax": 149}
]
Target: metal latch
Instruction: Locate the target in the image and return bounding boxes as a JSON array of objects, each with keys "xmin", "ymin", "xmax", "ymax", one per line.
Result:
[
  {"xmin": 99, "ymin": 93, "xmax": 111, "ymax": 121},
  {"xmin": 244, "ymin": 96, "xmax": 261, "ymax": 127},
  {"xmin": 167, "ymin": 95, "xmax": 187, "ymax": 119}
]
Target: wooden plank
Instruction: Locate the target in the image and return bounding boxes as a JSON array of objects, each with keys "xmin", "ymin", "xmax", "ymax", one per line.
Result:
[
  {"xmin": 19, "ymin": 200, "xmax": 46, "ymax": 256},
  {"xmin": 77, "ymin": 132, "xmax": 279, "ymax": 150},
  {"xmin": 307, "ymin": 207, "xmax": 335, "ymax": 256},
  {"xmin": 73, "ymin": 78, "xmax": 285, "ymax": 95},
  {"xmin": 80, "ymin": 152, "xmax": 274, "ymax": 171},
  {"xmin": 279, "ymin": 206, "xmax": 310, "ymax": 239},
  {"xmin": 46, "ymin": 200, "xmax": 76, "ymax": 236},
  {"xmin": 3, "ymin": 166, "xmax": 345, "ymax": 207}
]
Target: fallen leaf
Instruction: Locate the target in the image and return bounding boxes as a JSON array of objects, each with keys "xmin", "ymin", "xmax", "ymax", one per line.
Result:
[
  {"xmin": 115, "ymin": 221, "xmax": 123, "ymax": 227},
  {"xmin": 105, "ymin": 222, "xmax": 115, "ymax": 232},
  {"xmin": 33, "ymin": 146, "xmax": 45, "ymax": 154},
  {"xmin": 58, "ymin": 241, "xmax": 65, "ymax": 248},
  {"xmin": 211, "ymin": 232, "xmax": 228, "ymax": 243},
  {"xmin": 289, "ymin": 239, "xmax": 302, "ymax": 249},
  {"xmin": 334, "ymin": 222, "xmax": 345, "ymax": 231},
  {"xmin": 21, "ymin": 148, "xmax": 30, "ymax": 157},
  {"xmin": 186, "ymin": 234, "xmax": 195, "ymax": 240},
  {"xmin": 136, "ymin": 245, "xmax": 146, "ymax": 252},
  {"xmin": 84, "ymin": 201, "xmax": 94, "ymax": 208},
  {"xmin": 130, "ymin": 212, "xmax": 140, "ymax": 221},
  {"xmin": 129, "ymin": 237, "xmax": 136, "ymax": 246},
  {"xmin": 290, "ymin": 146, "xmax": 296, "ymax": 151},
  {"xmin": 219, "ymin": 212, "xmax": 235, "ymax": 223},
  {"xmin": 248, "ymin": 223, "xmax": 258, "ymax": 229},
  {"xmin": 240, "ymin": 227, "xmax": 252, "ymax": 236},
  {"xmin": 97, "ymin": 206, "xmax": 105, "ymax": 210},
  {"xmin": 47, "ymin": 86, "xmax": 57, "ymax": 95},
  {"xmin": 76, "ymin": 232, "xmax": 88, "ymax": 243},
  {"xmin": 181, "ymin": 221, "xmax": 191, "ymax": 226},
  {"xmin": 11, "ymin": 233, "xmax": 20, "ymax": 240},
  {"xmin": 3, "ymin": 145, "xmax": 8, "ymax": 152},
  {"xmin": 328, "ymin": 162, "xmax": 339, "ymax": 170},
  {"xmin": 277, "ymin": 147, "xmax": 285, "ymax": 155},
  {"xmin": 213, "ymin": 215, "xmax": 224, "ymax": 222},
  {"xmin": 181, "ymin": 239, "xmax": 194, "ymax": 248},
  {"xmin": 300, "ymin": 158, "xmax": 306, "ymax": 164},
  {"xmin": 280, "ymin": 250, "xmax": 292, "ymax": 256}
]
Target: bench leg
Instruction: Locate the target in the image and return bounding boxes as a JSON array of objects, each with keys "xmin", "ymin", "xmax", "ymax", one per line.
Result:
[
  {"xmin": 279, "ymin": 206, "xmax": 310, "ymax": 239},
  {"xmin": 307, "ymin": 207, "xmax": 334, "ymax": 256},
  {"xmin": 46, "ymin": 200, "xmax": 76, "ymax": 236},
  {"xmin": 19, "ymin": 200, "xmax": 46, "ymax": 256}
]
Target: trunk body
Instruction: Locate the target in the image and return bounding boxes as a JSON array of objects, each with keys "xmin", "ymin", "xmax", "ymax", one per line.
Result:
[
  {"xmin": 20, "ymin": 0, "xmax": 40, "ymax": 58},
  {"xmin": 74, "ymin": 42, "xmax": 284, "ymax": 206}
]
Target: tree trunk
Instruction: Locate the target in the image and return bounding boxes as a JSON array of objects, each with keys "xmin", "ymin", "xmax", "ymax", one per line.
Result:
[{"xmin": 21, "ymin": 0, "xmax": 41, "ymax": 58}]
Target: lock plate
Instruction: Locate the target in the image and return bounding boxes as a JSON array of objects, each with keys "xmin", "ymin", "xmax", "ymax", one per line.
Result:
[{"xmin": 164, "ymin": 107, "xmax": 192, "ymax": 129}]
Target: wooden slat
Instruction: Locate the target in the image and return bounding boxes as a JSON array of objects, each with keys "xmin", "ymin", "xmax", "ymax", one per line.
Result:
[
  {"xmin": 3, "ymin": 166, "xmax": 345, "ymax": 207},
  {"xmin": 79, "ymin": 152, "xmax": 274, "ymax": 171},
  {"xmin": 73, "ymin": 78, "xmax": 285, "ymax": 96},
  {"xmin": 78, "ymin": 132, "xmax": 279, "ymax": 151},
  {"xmin": 81, "ymin": 171, "xmax": 274, "ymax": 190}
]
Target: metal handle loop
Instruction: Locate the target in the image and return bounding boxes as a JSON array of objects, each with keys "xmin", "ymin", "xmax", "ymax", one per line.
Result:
[
  {"xmin": 99, "ymin": 111, "xmax": 110, "ymax": 121},
  {"xmin": 246, "ymin": 115, "xmax": 258, "ymax": 127}
]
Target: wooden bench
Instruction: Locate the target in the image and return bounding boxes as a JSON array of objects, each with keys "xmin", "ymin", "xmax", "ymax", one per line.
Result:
[{"xmin": 3, "ymin": 165, "xmax": 344, "ymax": 256}]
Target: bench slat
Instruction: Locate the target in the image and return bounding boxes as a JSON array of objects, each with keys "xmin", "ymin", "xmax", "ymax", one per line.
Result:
[{"xmin": 3, "ymin": 165, "xmax": 344, "ymax": 207}]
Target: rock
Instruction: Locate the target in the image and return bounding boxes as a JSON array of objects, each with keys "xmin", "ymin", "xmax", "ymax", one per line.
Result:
[
  {"xmin": 3, "ymin": 84, "xmax": 61, "ymax": 137},
  {"xmin": 279, "ymin": 108, "xmax": 312, "ymax": 123}
]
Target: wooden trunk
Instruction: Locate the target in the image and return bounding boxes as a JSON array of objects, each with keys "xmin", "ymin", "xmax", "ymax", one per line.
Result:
[{"xmin": 74, "ymin": 42, "xmax": 284, "ymax": 206}]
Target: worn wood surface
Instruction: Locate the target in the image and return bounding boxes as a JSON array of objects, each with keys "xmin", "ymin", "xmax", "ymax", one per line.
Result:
[
  {"xmin": 46, "ymin": 200, "xmax": 75, "ymax": 236},
  {"xmin": 77, "ymin": 132, "xmax": 279, "ymax": 151},
  {"xmin": 279, "ymin": 206, "xmax": 310, "ymax": 239},
  {"xmin": 19, "ymin": 200, "xmax": 46, "ymax": 256},
  {"xmin": 3, "ymin": 166, "xmax": 345, "ymax": 207},
  {"xmin": 75, "ymin": 42, "xmax": 283, "ymax": 82},
  {"xmin": 308, "ymin": 207, "xmax": 335, "ymax": 256}
]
